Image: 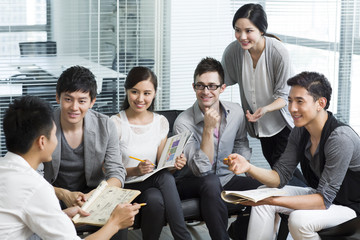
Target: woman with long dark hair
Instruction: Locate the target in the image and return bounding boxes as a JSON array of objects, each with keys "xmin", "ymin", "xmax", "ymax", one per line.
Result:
[{"xmin": 111, "ymin": 66, "xmax": 191, "ymax": 240}]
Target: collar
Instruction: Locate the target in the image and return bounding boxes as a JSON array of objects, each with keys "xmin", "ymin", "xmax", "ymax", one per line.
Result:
[{"xmin": 4, "ymin": 151, "xmax": 33, "ymax": 169}]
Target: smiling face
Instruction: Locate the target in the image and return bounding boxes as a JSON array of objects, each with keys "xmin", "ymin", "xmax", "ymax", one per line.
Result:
[
  {"xmin": 234, "ymin": 18, "xmax": 264, "ymax": 51},
  {"xmin": 126, "ymin": 78, "xmax": 156, "ymax": 114},
  {"xmin": 288, "ymin": 85, "xmax": 324, "ymax": 128},
  {"xmin": 193, "ymin": 71, "xmax": 225, "ymax": 112},
  {"xmin": 56, "ymin": 91, "xmax": 95, "ymax": 127}
]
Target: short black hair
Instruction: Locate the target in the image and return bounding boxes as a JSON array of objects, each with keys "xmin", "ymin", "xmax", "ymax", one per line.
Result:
[
  {"xmin": 193, "ymin": 57, "xmax": 224, "ymax": 84},
  {"xmin": 287, "ymin": 71, "xmax": 332, "ymax": 110},
  {"xmin": 3, "ymin": 96, "xmax": 54, "ymax": 154},
  {"xmin": 56, "ymin": 65, "xmax": 97, "ymax": 101},
  {"xmin": 122, "ymin": 66, "xmax": 158, "ymax": 111}
]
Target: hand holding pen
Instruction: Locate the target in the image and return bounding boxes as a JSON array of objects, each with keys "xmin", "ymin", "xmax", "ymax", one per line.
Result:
[{"xmin": 129, "ymin": 156, "xmax": 155, "ymax": 175}]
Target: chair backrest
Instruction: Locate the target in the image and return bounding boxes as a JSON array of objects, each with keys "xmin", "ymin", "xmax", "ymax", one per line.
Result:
[
  {"xmin": 155, "ymin": 110, "xmax": 183, "ymax": 137},
  {"xmin": 19, "ymin": 41, "xmax": 57, "ymax": 56}
]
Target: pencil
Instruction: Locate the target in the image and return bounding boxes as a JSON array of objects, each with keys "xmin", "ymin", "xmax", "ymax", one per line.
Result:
[
  {"xmin": 224, "ymin": 158, "xmax": 229, "ymax": 161},
  {"xmin": 129, "ymin": 156, "xmax": 155, "ymax": 166},
  {"xmin": 139, "ymin": 203, "xmax": 147, "ymax": 207}
]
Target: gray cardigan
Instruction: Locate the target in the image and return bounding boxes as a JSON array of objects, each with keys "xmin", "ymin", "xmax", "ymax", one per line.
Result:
[
  {"xmin": 221, "ymin": 36, "xmax": 294, "ymax": 138},
  {"xmin": 43, "ymin": 108, "xmax": 126, "ymax": 188}
]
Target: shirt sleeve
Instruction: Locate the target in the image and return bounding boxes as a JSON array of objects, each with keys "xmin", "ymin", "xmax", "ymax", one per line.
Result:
[
  {"xmin": 221, "ymin": 41, "xmax": 242, "ymax": 87},
  {"xmin": 103, "ymin": 117, "xmax": 127, "ymax": 186},
  {"xmin": 24, "ymin": 182, "xmax": 81, "ymax": 240},
  {"xmin": 317, "ymin": 126, "xmax": 358, "ymax": 208},
  {"xmin": 269, "ymin": 40, "xmax": 293, "ymax": 101},
  {"xmin": 159, "ymin": 115, "xmax": 169, "ymax": 140},
  {"xmin": 273, "ymin": 128, "xmax": 301, "ymax": 187},
  {"xmin": 173, "ymin": 119, "xmax": 212, "ymax": 177},
  {"xmin": 110, "ymin": 114, "xmax": 122, "ymax": 139},
  {"xmin": 110, "ymin": 114, "xmax": 126, "ymax": 169}
]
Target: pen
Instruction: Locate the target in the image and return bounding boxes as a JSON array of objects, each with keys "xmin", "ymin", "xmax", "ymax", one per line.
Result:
[{"xmin": 129, "ymin": 156, "xmax": 155, "ymax": 166}]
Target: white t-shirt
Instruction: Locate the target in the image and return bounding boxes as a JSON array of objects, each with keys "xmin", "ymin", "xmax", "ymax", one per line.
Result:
[
  {"xmin": 0, "ymin": 152, "xmax": 81, "ymax": 240},
  {"xmin": 111, "ymin": 111, "xmax": 169, "ymax": 175}
]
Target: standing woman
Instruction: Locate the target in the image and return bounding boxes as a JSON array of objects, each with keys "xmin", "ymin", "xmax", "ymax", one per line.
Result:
[
  {"xmin": 222, "ymin": 3, "xmax": 296, "ymax": 171},
  {"xmin": 110, "ymin": 67, "xmax": 191, "ymax": 240}
]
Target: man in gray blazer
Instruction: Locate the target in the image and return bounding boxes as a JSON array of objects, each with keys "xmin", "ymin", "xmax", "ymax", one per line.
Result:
[{"xmin": 43, "ymin": 65, "xmax": 126, "ymax": 209}]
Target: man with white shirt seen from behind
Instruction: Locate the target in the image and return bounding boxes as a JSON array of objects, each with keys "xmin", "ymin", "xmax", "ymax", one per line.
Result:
[{"xmin": 0, "ymin": 95, "xmax": 140, "ymax": 240}]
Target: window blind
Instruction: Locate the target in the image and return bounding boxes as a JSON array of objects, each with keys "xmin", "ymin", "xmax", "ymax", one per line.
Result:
[
  {"xmin": 163, "ymin": 0, "xmax": 360, "ymax": 135},
  {"xmin": 160, "ymin": 0, "xmax": 360, "ymax": 168},
  {"xmin": 0, "ymin": 0, "xmax": 359, "ymax": 168},
  {"xmin": 0, "ymin": 0, "xmax": 127, "ymax": 155}
]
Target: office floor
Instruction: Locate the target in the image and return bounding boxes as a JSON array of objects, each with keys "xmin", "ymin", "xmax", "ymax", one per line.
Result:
[
  {"xmin": 127, "ymin": 216, "xmax": 294, "ymax": 240},
  {"xmin": 80, "ymin": 216, "xmax": 294, "ymax": 239},
  {"xmin": 127, "ymin": 218, "xmax": 235, "ymax": 240}
]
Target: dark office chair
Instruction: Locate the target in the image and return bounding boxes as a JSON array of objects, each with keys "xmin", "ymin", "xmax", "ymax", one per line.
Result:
[
  {"xmin": 274, "ymin": 214, "xmax": 360, "ymax": 240},
  {"xmin": 19, "ymin": 41, "xmax": 57, "ymax": 56},
  {"xmin": 318, "ymin": 216, "xmax": 360, "ymax": 240}
]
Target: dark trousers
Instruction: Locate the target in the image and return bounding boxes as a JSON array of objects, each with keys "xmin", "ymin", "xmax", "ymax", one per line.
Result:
[
  {"xmin": 223, "ymin": 174, "xmax": 262, "ymax": 192},
  {"xmin": 126, "ymin": 169, "xmax": 191, "ymax": 240},
  {"xmin": 224, "ymin": 175, "xmax": 263, "ymax": 240},
  {"xmin": 260, "ymin": 126, "xmax": 307, "ymax": 187},
  {"xmin": 259, "ymin": 126, "xmax": 291, "ymax": 167},
  {"xmin": 176, "ymin": 174, "xmax": 229, "ymax": 240},
  {"xmin": 176, "ymin": 174, "xmax": 261, "ymax": 240}
]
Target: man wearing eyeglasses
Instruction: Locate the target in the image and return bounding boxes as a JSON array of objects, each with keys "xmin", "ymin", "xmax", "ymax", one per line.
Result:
[{"xmin": 173, "ymin": 57, "xmax": 261, "ymax": 240}]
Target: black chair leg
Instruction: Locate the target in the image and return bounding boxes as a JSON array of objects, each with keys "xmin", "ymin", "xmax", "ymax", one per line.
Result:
[{"xmin": 277, "ymin": 214, "xmax": 289, "ymax": 240}]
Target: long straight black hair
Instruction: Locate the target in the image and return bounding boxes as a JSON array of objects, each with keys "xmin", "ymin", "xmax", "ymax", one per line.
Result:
[{"xmin": 232, "ymin": 3, "xmax": 281, "ymax": 41}]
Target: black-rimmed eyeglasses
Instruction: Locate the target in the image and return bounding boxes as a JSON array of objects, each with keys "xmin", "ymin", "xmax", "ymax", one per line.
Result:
[{"xmin": 194, "ymin": 84, "xmax": 222, "ymax": 91}]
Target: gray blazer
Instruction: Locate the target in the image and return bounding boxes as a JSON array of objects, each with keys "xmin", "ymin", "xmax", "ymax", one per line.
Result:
[{"xmin": 43, "ymin": 108, "xmax": 126, "ymax": 188}]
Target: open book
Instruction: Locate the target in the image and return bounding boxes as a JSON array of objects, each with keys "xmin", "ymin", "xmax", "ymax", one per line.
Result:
[
  {"xmin": 72, "ymin": 181, "xmax": 140, "ymax": 226},
  {"xmin": 221, "ymin": 187, "xmax": 286, "ymax": 204},
  {"xmin": 125, "ymin": 130, "xmax": 192, "ymax": 184}
]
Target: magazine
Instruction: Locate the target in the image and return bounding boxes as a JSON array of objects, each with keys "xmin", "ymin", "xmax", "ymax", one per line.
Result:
[
  {"xmin": 125, "ymin": 130, "xmax": 192, "ymax": 184},
  {"xmin": 72, "ymin": 181, "xmax": 140, "ymax": 226}
]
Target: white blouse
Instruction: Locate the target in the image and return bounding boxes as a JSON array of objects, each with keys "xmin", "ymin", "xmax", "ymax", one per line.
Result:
[
  {"xmin": 110, "ymin": 111, "xmax": 169, "ymax": 170},
  {"xmin": 242, "ymin": 50, "xmax": 286, "ymax": 137}
]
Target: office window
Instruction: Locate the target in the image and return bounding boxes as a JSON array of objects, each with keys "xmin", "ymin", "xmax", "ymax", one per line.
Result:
[
  {"xmin": 0, "ymin": 0, "xmax": 126, "ymax": 155},
  {"xmin": 0, "ymin": 0, "xmax": 359, "ymax": 165},
  {"xmin": 162, "ymin": 0, "xmax": 360, "ymax": 132},
  {"xmin": 160, "ymin": 0, "xmax": 360, "ymax": 168},
  {"xmin": 0, "ymin": 0, "xmax": 47, "ymax": 56}
]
